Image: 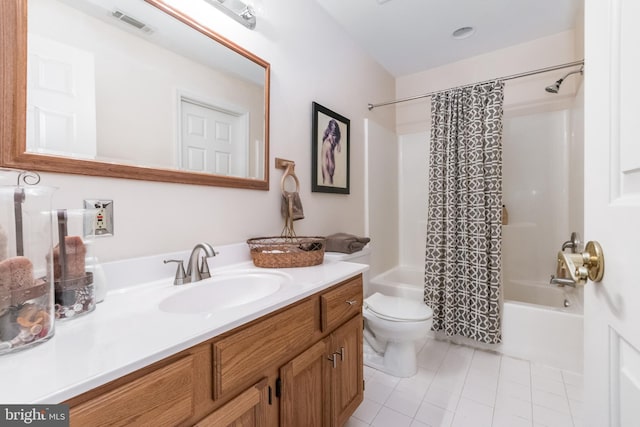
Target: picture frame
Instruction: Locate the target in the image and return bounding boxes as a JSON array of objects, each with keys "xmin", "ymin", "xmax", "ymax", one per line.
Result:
[{"xmin": 311, "ymin": 102, "xmax": 350, "ymax": 194}]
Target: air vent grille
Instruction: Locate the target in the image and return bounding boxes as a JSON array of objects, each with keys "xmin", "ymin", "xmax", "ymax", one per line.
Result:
[{"xmin": 111, "ymin": 10, "xmax": 153, "ymax": 33}]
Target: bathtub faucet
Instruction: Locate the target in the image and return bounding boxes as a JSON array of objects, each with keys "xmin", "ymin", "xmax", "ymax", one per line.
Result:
[
  {"xmin": 561, "ymin": 232, "xmax": 582, "ymax": 253},
  {"xmin": 549, "ymin": 275, "xmax": 576, "ymax": 288}
]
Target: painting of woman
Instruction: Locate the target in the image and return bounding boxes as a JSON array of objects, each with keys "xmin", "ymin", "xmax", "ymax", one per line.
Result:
[{"xmin": 321, "ymin": 119, "xmax": 341, "ymax": 184}]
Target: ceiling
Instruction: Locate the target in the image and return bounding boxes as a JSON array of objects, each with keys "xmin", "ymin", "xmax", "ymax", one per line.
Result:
[{"xmin": 315, "ymin": 0, "xmax": 583, "ymax": 77}]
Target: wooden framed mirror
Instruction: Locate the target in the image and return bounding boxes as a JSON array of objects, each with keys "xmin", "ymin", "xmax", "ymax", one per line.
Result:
[{"xmin": 0, "ymin": 0, "xmax": 270, "ymax": 190}]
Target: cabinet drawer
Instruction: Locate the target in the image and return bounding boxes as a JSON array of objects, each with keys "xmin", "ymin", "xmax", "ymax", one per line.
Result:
[
  {"xmin": 212, "ymin": 297, "xmax": 318, "ymax": 400},
  {"xmin": 70, "ymin": 355, "xmax": 194, "ymax": 427},
  {"xmin": 320, "ymin": 275, "xmax": 362, "ymax": 332}
]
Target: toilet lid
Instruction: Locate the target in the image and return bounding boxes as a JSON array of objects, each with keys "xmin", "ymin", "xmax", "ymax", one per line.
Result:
[{"xmin": 364, "ymin": 292, "xmax": 433, "ymax": 321}]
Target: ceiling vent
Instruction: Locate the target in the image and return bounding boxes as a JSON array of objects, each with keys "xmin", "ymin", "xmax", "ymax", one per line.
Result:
[{"xmin": 111, "ymin": 10, "xmax": 154, "ymax": 34}]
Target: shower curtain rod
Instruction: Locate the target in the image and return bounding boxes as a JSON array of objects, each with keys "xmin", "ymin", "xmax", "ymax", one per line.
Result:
[{"xmin": 367, "ymin": 59, "xmax": 585, "ymax": 111}]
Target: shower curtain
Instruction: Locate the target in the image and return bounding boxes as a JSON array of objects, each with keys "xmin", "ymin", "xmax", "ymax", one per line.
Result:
[{"xmin": 424, "ymin": 80, "xmax": 504, "ymax": 344}]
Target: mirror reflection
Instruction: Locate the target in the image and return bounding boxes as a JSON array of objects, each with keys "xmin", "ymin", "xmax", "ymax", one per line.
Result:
[{"xmin": 26, "ymin": 0, "xmax": 267, "ymax": 180}]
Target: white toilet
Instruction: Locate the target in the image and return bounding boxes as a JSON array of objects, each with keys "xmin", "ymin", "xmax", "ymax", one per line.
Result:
[
  {"xmin": 362, "ymin": 292, "xmax": 433, "ymax": 377},
  {"xmin": 325, "ymin": 248, "xmax": 434, "ymax": 378}
]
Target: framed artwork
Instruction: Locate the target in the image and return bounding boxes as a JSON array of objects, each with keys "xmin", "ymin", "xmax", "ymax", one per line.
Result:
[{"xmin": 311, "ymin": 102, "xmax": 350, "ymax": 194}]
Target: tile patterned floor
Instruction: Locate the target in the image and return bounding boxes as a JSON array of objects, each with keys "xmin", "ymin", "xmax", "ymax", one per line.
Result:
[{"xmin": 347, "ymin": 338, "xmax": 583, "ymax": 427}]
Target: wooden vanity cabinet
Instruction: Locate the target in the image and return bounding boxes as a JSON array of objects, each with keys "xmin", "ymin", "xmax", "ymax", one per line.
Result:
[{"xmin": 65, "ymin": 274, "xmax": 363, "ymax": 427}]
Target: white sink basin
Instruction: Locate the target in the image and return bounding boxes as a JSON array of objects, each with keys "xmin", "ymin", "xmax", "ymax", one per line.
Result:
[{"xmin": 159, "ymin": 270, "xmax": 292, "ymax": 314}]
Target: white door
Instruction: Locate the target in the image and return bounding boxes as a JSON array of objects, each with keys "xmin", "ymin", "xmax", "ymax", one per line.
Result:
[
  {"xmin": 180, "ymin": 99, "xmax": 248, "ymax": 176},
  {"xmin": 27, "ymin": 34, "xmax": 97, "ymax": 158},
  {"xmin": 584, "ymin": 1, "xmax": 640, "ymax": 426}
]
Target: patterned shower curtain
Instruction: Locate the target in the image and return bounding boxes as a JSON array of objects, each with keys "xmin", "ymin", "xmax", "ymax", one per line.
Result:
[{"xmin": 424, "ymin": 80, "xmax": 504, "ymax": 344}]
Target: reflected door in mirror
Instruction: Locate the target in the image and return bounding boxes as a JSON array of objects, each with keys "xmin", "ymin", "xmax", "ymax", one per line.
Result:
[{"xmin": 180, "ymin": 99, "xmax": 248, "ymax": 177}]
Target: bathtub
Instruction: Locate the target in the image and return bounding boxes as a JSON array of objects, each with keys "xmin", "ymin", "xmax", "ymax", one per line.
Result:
[{"xmin": 369, "ymin": 266, "xmax": 584, "ymax": 372}]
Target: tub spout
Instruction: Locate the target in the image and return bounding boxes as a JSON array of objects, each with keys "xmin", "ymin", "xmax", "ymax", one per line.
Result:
[{"xmin": 550, "ymin": 275, "xmax": 576, "ymax": 288}]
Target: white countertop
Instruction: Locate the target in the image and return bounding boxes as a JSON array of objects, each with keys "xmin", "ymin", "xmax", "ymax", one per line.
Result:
[{"xmin": 0, "ymin": 244, "xmax": 368, "ymax": 404}]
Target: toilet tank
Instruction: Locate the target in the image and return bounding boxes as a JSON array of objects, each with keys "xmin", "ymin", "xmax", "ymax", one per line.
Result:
[{"xmin": 324, "ymin": 246, "xmax": 372, "ymax": 296}]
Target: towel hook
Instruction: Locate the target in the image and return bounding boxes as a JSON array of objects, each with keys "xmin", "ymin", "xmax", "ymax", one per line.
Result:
[{"xmin": 275, "ymin": 158, "xmax": 300, "ymax": 193}]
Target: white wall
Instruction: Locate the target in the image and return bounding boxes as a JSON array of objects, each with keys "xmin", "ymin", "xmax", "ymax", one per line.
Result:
[{"xmin": 24, "ymin": 0, "xmax": 396, "ymax": 263}]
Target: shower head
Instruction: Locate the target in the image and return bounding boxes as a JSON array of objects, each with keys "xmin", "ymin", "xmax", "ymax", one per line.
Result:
[
  {"xmin": 545, "ymin": 79, "xmax": 563, "ymax": 93},
  {"xmin": 545, "ymin": 66, "xmax": 584, "ymax": 94}
]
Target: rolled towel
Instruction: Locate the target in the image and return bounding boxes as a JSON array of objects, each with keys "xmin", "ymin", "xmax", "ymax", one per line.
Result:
[
  {"xmin": 52, "ymin": 236, "xmax": 86, "ymax": 280},
  {"xmin": 0, "ymin": 256, "xmax": 35, "ymax": 291},
  {"xmin": 325, "ymin": 233, "xmax": 371, "ymax": 254}
]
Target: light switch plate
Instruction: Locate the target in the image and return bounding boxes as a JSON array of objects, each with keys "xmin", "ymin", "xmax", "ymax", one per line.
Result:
[{"xmin": 84, "ymin": 199, "xmax": 114, "ymax": 237}]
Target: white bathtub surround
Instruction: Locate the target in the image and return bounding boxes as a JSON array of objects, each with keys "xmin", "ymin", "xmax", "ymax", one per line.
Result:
[
  {"xmin": 503, "ymin": 279, "xmax": 582, "ymax": 312},
  {"xmin": 371, "ymin": 267, "xmax": 583, "ymax": 372},
  {"xmin": 502, "ymin": 108, "xmax": 582, "ymax": 293},
  {"xmin": 348, "ymin": 338, "xmax": 584, "ymax": 427},
  {"xmin": 424, "ymin": 81, "xmax": 505, "ymax": 345},
  {"xmin": 0, "ymin": 242, "xmax": 367, "ymax": 403}
]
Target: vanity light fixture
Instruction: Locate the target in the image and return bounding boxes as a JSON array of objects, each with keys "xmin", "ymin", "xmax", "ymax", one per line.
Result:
[{"xmin": 203, "ymin": 0, "xmax": 257, "ymax": 29}]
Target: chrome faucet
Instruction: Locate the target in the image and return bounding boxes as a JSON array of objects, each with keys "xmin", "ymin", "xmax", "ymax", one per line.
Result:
[
  {"xmin": 186, "ymin": 242, "xmax": 217, "ymax": 283},
  {"xmin": 164, "ymin": 242, "xmax": 218, "ymax": 286},
  {"xmin": 549, "ymin": 275, "xmax": 576, "ymax": 288}
]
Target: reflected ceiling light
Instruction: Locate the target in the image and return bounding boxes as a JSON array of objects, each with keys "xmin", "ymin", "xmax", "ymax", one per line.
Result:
[{"xmin": 203, "ymin": 0, "xmax": 256, "ymax": 29}]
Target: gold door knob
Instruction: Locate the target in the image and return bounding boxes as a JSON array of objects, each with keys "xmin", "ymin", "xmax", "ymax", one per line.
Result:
[
  {"xmin": 556, "ymin": 240, "xmax": 605, "ymax": 285},
  {"xmin": 583, "ymin": 241, "xmax": 605, "ymax": 282}
]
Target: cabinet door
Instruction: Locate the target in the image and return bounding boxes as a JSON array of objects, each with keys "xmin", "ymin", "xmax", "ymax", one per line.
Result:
[
  {"xmin": 280, "ymin": 338, "xmax": 331, "ymax": 427},
  {"xmin": 330, "ymin": 315, "xmax": 363, "ymax": 427},
  {"xmin": 195, "ymin": 378, "xmax": 269, "ymax": 427}
]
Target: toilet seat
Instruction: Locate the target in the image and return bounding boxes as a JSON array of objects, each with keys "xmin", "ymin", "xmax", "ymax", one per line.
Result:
[{"xmin": 364, "ymin": 292, "xmax": 433, "ymax": 322}]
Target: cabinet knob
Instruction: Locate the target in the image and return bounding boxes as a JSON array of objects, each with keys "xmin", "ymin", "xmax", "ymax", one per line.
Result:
[{"xmin": 346, "ymin": 300, "xmax": 358, "ymax": 306}]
